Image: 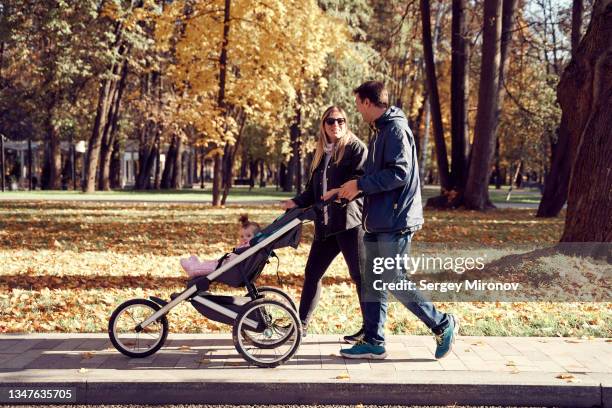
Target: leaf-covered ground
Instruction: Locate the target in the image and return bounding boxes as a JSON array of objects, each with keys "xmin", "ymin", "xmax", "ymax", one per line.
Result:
[{"xmin": 0, "ymin": 201, "xmax": 609, "ymax": 337}]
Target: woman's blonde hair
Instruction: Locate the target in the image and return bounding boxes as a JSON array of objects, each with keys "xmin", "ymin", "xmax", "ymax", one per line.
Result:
[{"xmin": 310, "ymin": 106, "xmax": 354, "ymax": 175}]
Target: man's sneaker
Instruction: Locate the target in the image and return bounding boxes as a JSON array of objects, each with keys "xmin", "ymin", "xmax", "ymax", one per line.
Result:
[
  {"xmin": 434, "ymin": 314, "xmax": 459, "ymax": 359},
  {"xmin": 340, "ymin": 340, "xmax": 387, "ymax": 359},
  {"xmin": 343, "ymin": 327, "xmax": 364, "ymax": 344}
]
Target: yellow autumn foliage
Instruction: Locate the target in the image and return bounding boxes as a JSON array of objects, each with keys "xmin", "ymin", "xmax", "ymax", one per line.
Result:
[{"xmin": 155, "ymin": 0, "xmax": 349, "ymax": 146}]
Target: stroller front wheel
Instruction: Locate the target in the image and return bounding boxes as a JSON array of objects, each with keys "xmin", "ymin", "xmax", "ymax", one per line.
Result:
[{"xmin": 108, "ymin": 298, "xmax": 169, "ymax": 358}]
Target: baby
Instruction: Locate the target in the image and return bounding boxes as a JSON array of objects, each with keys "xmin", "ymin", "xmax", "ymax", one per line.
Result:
[{"xmin": 180, "ymin": 214, "xmax": 261, "ymax": 278}]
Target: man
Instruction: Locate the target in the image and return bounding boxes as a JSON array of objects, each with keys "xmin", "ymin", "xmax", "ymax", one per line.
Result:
[{"xmin": 323, "ymin": 81, "xmax": 458, "ymax": 359}]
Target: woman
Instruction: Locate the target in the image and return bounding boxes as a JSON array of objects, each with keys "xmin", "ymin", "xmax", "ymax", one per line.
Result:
[{"xmin": 282, "ymin": 105, "xmax": 367, "ymax": 343}]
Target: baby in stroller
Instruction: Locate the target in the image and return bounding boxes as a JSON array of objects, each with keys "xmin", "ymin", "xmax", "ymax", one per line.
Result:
[{"xmin": 180, "ymin": 214, "xmax": 261, "ymax": 278}]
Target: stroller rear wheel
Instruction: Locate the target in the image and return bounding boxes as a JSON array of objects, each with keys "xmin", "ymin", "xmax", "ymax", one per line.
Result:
[
  {"xmin": 108, "ymin": 298, "xmax": 169, "ymax": 358},
  {"xmin": 253, "ymin": 286, "xmax": 297, "ymax": 310},
  {"xmin": 233, "ymin": 298, "xmax": 301, "ymax": 368},
  {"xmin": 240, "ymin": 286, "xmax": 297, "ymax": 347}
]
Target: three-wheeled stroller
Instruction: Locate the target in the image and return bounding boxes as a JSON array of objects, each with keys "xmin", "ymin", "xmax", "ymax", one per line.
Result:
[{"xmin": 108, "ymin": 198, "xmax": 335, "ymax": 368}]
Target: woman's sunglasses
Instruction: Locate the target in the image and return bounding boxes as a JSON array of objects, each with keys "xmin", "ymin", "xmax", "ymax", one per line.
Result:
[{"xmin": 324, "ymin": 117, "xmax": 346, "ymax": 126}]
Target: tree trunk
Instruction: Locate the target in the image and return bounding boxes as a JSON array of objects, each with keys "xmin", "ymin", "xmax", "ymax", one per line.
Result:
[
  {"xmin": 83, "ymin": 23, "xmax": 124, "ymax": 193},
  {"xmin": 412, "ymin": 94, "xmax": 426, "ymax": 161},
  {"xmin": 280, "ymin": 162, "xmax": 290, "ymax": 192},
  {"xmin": 134, "ymin": 120, "xmax": 157, "ymax": 190},
  {"xmin": 571, "ymin": 0, "xmax": 584, "ymax": 56},
  {"xmin": 450, "ymin": 0, "xmax": 470, "ymax": 192},
  {"xmin": 420, "ymin": 0, "xmax": 451, "ymax": 191},
  {"xmin": 259, "ymin": 160, "xmax": 265, "ymax": 187},
  {"xmin": 463, "ymin": 0, "xmax": 502, "ymax": 210},
  {"xmin": 249, "ymin": 160, "xmax": 258, "ymax": 191},
  {"xmin": 221, "ymin": 110, "xmax": 246, "ymax": 205},
  {"xmin": 420, "ymin": 94, "xmax": 430, "ymax": 185},
  {"xmin": 109, "ymin": 137, "xmax": 121, "ymax": 189},
  {"xmin": 98, "ymin": 60, "xmax": 128, "ymax": 191},
  {"xmin": 240, "ymin": 155, "xmax": 248, "ymax": 179},
  {"xmin": 211, "ymin": 0, "xmax": 231, "ymax": 206},
  {"xmin": 559, "ymin": 0, "xmax": 612, "ymax": 248},
  {"xmin": 487, "ymin": 0, "xmax": 517, "ymax": 196},
  {"xmin": 537, "ymin": 0, "xmax": 593, "ymax": 218},
  {"xmin": 161, "ymin": 135, "xmax": 177, "ymax": 189},
  {"xmin": 212, "ymin": 152, "xmax": 223, "ymax": 206},
  {"xmin": 494, "ymin": 135, "xmax": 502, "ymax": 189},
  {"xmin": 153, "ymin": 133, "xmax": 161, "ymax": 189},
  {"xmin": 171, "ymin": 136, "xmax": 183, "ymax": 189},
  {"xmin": 0, "ymin": 41, "xmax": 4, "ymax": 85},
  {"xmin": 221, "ymin": 143, "xmax": 232, "ymax": 189},
  {"xmin": 289, "ymin": 97, "xmax": 302, "ymax": 194},
  {"xmin": 199, "ymin": 146, "xmax": 206, "ymax": 189},
  {"xmin": 493, "ymin": 0, "xmax": 517, "ymax": 142},
  {"xmin": 42, "ymin": 122, "xmax": 62, "ymax": 190}
]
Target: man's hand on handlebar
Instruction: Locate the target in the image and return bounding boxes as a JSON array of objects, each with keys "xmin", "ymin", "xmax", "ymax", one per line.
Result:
[
  {"xmin": 321, "ymin": 188, "xmax": 340, "ymax": 202},
  {"xmin": 322, "ymin": 180, "xmax": 361, "ymax": 202}
]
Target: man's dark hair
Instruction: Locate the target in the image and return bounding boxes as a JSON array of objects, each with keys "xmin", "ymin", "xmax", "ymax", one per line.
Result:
[{"xmin": 353, "ymin": 81, "xmax": 389, "ymax": 108}]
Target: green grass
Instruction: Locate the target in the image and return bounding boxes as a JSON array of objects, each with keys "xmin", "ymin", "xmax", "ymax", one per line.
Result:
[
  {"xmin": 420, "ymin": 185, "xmax": 542, "ymax": 205},
  {"xmin": 1, "ymin": 185, "xmax": 542, "ymax": 205},
  {"xmin": 0, "ymin": 186, "xmax": 293, "ymax": 203}
]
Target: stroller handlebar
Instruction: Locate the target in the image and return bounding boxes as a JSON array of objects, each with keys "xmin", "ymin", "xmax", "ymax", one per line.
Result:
[{"xmin": 314, "ymin": 192, "xmax": 350, "ymax": 210}]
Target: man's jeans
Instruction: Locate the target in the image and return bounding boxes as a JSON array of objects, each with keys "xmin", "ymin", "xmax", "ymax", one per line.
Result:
[{"xmin": 361, "ymin": 231, "xmax": 449, "ymax": 346}]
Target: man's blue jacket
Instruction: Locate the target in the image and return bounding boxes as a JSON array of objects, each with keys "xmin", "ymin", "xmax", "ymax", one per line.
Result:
[{"xmin": 356, "ymin": 106, "xmax": 424, "ymax": 233}]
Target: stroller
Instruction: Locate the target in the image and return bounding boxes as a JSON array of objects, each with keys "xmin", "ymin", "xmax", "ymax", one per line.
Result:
[{"xmin": 108, "ymin": 196, "xmax": 337, "ymax": 368}]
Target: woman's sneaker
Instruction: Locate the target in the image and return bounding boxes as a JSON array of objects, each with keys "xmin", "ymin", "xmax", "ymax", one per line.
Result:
[
  {"xmin": 340, "ymin": 340, "xmax": 387, "ymax": 359},
  {"xmin": 343, "ymin": 327, "xmax": 364, "ymax": 344},
  {"xmin": 434, "ymin": 314, "xmax": 459, "ymax": 359}
]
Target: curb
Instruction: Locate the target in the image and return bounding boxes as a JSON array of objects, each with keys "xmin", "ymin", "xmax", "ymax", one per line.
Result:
[{"xmin": 0, "ymin": 381, "xmax": 606, "ymax": 407}]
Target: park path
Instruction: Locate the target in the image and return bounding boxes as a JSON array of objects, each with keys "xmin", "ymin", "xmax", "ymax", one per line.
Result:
[{"xmin": 0, "ymin": 333, "xmax": 609, "ymax": 407}]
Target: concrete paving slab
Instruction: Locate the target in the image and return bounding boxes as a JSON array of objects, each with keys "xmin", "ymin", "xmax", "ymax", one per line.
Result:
[{"xmin": 0, "ymin": 334, "xmax": 609, "ymax": 407}]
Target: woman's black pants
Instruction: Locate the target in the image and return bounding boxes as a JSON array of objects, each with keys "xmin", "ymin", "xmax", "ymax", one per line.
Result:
[{"xmin": 298, "ymin": 226, "xmax": 365, "ymax": 328}]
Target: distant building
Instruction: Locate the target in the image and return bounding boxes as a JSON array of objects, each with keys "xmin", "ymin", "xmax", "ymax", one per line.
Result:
[{"xmin": 2, "ymin": 137, "xmax": 213, "ymax": 190}]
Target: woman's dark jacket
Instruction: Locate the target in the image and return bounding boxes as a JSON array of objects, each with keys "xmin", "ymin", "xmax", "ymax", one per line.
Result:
[{"xmin": 292, "ymin": 136, "xmax": 368, "ymax": 240}]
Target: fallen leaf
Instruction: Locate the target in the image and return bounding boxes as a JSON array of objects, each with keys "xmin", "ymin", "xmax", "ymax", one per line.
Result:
[
  {"xmin": 335, "ymin": 372, "xmax": 350, "ymax": 380},
  {"xmin": 506, "ymin": 361, "xmax": 516, "ymax": 366},
  {"xmin": 556, "ymin": 374, "xmax": 574, "ymax": 380},
  {"xmin": 179, "ymin": 345, "xmax": 191, "ymax": 351},
  {"xmin": 564, "ymin": 339, "xmax": 581, "ymax": 344},
  {"xmin": 81, "ymin": 352, "xmax": 95, "ymax": 359}
]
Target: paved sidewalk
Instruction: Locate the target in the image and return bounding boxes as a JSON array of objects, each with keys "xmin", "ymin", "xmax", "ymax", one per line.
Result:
[{"xmin": 0, "ymin": 334, "xmax": 610, "ymax": 407}]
